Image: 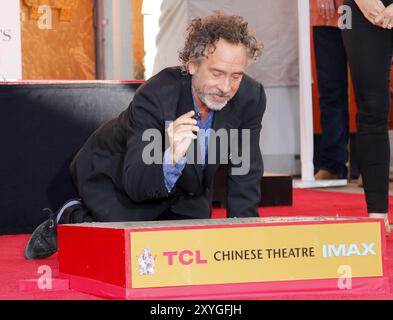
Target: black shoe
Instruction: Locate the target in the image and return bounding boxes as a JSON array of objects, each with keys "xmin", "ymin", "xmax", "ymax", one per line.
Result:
[
  {"xmin": 24, "ymin": 208, "xmax": 58, "ymax": 260},
  {"xmin": 24, "ymin": 198, "xmax": 82, "ymax": 260}
]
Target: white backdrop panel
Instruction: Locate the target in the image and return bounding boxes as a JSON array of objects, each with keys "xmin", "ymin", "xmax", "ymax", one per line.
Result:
[{"xmin": 0, "ymin": 0, "xmax": 22, "ymax": 80}]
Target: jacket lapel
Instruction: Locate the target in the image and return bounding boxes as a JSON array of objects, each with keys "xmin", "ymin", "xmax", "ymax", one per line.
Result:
[
  {"xmin": 177, "ymin": 74, "xmax": 194, "ymax": 117},
  {"xmin": 203, "ymin": 100, "xmax": 240, "ymax": 188}
]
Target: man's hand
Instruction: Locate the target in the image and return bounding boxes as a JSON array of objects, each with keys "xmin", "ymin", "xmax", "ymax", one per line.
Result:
[
  {"xmin": 317, "ymin": 0, "xmax": 336, "ymax": 20},
  {"xmin": 354, "ymin": 0, "xmax": 385, "ymax": 25},
  {"xmin": 374, "ymin": 3, "xmax": 393, "ymax": 29},
  {"xmin": 166, "ymin": 111, "xmax": 199, "ymax": 165}
]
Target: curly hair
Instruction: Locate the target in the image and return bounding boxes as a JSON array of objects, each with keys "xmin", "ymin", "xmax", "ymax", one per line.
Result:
[{"xmin": 179, "ymin": 11, "xmax": 263, "ymax": 72}]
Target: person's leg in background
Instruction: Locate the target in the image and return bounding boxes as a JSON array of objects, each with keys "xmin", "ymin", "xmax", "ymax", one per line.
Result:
[
  {"xmin": 342, "ymin": 0, "xmax": 393, "ymax": 233},
  {"xmin": 313, "ymin": 26, "xmax": 349, "ymax": 180}
]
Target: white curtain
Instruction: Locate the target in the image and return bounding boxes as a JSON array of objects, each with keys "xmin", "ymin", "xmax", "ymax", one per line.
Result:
[{"xmin": 0, "ymin": 0, "xmax": 22, "ymax": 80}]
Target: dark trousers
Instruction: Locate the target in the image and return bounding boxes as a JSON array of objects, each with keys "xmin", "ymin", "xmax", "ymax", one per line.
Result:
[
  {"xmin": 58, "ymin": 201, "xmax": 198, "ymax": 224},
  {"xmin": 342, "ymin": 0, "xmax": 393, "ymax": 213},
  {"xmin": 313, "ymin": 26, "xmax": 349, "ymax": 178}
]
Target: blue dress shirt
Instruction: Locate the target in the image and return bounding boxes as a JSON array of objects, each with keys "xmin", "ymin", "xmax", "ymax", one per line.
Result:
[{"xmin": 163, "ymin": 94, "xmax": 215, "ymax": 192}]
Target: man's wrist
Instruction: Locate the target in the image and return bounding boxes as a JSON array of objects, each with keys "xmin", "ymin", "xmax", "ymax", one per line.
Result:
[
  {"xmin": 165, "ymin": 148, "xmax": 186, "ymax": 166},
  {"xmin": 168, "ymin": 148, "xmax": 181, "ymax": 165}
]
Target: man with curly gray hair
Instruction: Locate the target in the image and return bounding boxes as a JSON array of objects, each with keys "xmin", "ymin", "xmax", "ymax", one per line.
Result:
[
  {"xmin": 25, "ymin": 12, "xmax": 267, "ymax": 260},
  {"xmin": 179, "ymin": 12, "xmax": 262, "ymax": 112}
]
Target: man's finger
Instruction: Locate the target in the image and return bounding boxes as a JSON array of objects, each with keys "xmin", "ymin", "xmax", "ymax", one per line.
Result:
[
  {"xmin": 173, "ymin": 118, "xmax": 198, "ymax": 129},
  {"xmin": 173, "ymin": 124, "xmax": 199, "ymax": 133},
  {"xmin": 174, "ymin": 111, "xmax": 198, "ymax": 126},
  {"xmin": 178, "ymin": 110, "xmax": 196, "ymax": 121},
  {"xmin": 179, "ymin": 133, "xmax": 198, "ymax": 141},
  {"xmin": 172, "ymin": 111, "xmax": 196, "ymax": 126},
  {"xmin": 174, "ymin": 132, "xmax": 198, "ymax": 143}
]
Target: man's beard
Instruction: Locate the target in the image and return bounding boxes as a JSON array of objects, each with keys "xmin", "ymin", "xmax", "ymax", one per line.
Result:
[
  {"xmin": 192, "ymin": 81, "xmax": 233, "ymax": 112},
  {"xmin": 199, "ymin": 93, "xmax": 229, "ymax": 111}
]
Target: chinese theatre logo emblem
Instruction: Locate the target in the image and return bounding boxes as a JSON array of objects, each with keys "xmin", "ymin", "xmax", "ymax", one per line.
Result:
[
  {"xmin": 137, "ymin": 248, "xmax": 156, "ymax": 276},
  {"xmin": 24, "ymin": 0, "xmax": 78, "ymax": 22}
]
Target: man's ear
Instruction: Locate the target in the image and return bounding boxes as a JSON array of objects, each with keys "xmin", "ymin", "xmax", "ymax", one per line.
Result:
[{"xmin": 187, "ymin": 57, "xmax": 198, "ymax": 75}]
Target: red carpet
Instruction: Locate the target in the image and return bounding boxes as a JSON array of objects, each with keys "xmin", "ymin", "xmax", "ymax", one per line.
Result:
[
  {"xmin": 213, "ymin": 189, "xmax": 393, "ymax": 221},
  {"xmin": 1, "ymin": 189, "xmax": 393, "ymax": 300}
]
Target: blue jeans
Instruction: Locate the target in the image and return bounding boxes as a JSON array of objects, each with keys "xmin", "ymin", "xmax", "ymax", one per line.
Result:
[{"xmin": 313, "ymin": 26, "xmax": 349, "ymax": 178}]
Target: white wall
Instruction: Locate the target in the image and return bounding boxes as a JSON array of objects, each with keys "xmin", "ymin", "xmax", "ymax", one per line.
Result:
[
  {"xmin": 104, "ymin": 0, "xmax": 134, "ymax": 80},
  {"xmin": 262, "ymin": 86, "xmax": 301, "ymax": 175},
  {"xmin": 0, "ymin": 0, "xmax": 22, "ymax": 80}
]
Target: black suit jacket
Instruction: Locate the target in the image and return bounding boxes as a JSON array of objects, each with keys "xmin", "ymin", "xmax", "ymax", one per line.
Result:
[{"xmin": 70, "ymin": 67, "xmax": 266, "ymax": 221}]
